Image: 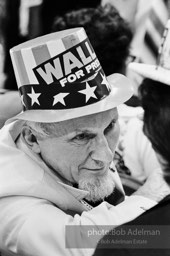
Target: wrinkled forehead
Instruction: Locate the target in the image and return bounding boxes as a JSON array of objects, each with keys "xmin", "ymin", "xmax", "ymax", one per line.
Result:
[{"xmin": 55, "ymin": 108, "xmax": 118, "ymax": 136}]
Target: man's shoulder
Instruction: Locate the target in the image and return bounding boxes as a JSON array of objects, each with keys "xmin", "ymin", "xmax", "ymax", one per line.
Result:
[
  {"xmin": 0, "ymin": 196, "xmax": 66, "ymax": 225},
  {"xmin": 0, "ymin": 196, "xmax": 69, "ymax": 255}
]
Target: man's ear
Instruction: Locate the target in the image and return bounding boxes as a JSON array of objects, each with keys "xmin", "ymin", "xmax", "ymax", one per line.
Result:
[{"xmin": 21, "ymin": 127, "xmax": 41, "ymax": 154}]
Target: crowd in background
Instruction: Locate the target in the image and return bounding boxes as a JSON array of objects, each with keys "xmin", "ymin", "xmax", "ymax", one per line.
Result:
[{"xmin": 0, "ymin": 0, "xmax": 169, "ymax": 91}]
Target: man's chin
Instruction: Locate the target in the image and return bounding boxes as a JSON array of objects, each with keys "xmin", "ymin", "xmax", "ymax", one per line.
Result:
[
  {"xmin": 84, "ymin": 190, "xmax": 114, "ymax": 203},
  {"xmin": 78, "ymin": 170, "xmax": 116, "ymax": 203}
]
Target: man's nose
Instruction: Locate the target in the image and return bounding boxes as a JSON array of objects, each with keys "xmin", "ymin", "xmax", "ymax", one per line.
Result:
[{"xmin": 90, "ymin": 136, "xmax": 113, "ymax": 165}]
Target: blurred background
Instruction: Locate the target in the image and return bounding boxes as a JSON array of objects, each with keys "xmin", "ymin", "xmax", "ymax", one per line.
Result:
[{"xmin": 0, "ymin": 0, "xmax": 169, "ymax": 91}]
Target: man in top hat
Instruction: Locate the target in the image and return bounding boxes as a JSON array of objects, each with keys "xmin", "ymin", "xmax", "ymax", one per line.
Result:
[{"xmin": 0, "ymin": 28, "xmax": 168, "ymax": 256}]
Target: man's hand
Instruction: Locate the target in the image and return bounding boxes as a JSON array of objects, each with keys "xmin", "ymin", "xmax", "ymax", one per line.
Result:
[{"xmin": 133, "ymin": 168, "xmax": 170, "ymax": 202}]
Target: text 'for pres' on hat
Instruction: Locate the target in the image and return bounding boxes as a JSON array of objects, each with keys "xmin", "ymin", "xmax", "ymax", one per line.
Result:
[
  {"xmin": 9, "ymin": 27, "xmax": 133, "ymax": 123},
  {"xmin": 129, "ymin": 19, "xmax": 170, "ymax": 86}
]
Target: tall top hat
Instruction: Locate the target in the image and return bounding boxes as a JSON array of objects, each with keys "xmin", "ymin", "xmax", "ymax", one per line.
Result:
[
  {"xmin": 9, "ymin": 27, "xmax": 133, "ymax": 123},
  {"xmin": 129, "ymin": 20, "xmax": 170, "ymax": 86}
]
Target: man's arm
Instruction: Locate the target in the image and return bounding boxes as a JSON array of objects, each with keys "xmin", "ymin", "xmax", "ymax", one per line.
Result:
[{"xmin": 16, "ymin": 196, "xmax": 155, "ymax": 256}]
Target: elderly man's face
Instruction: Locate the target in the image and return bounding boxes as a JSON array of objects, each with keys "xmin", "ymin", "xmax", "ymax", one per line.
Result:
[{"xmin": 37, "ymin": 108, "xmax": 120, "ymax": 201}]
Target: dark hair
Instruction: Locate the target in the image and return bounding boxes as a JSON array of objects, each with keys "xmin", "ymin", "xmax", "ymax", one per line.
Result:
[
  {"xmin": 52, "ymin": 4, "xmax": 132, "ymax": 75},
  {"xmin": 139, "ymin": 78, "xmax": 170, "ymax": 184}
]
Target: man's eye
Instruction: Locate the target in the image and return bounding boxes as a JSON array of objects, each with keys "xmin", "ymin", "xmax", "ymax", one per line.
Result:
[
  {"xmin": 72, "ymin": 133, "xmax": 94, "ymax": 143},
  {"xmin": 104, "ymin": 121, "xmax": 116, "ymax": 134},
  {"xmin": 74, "ymin": 133, "xmax": 88, "ymax": 140}
]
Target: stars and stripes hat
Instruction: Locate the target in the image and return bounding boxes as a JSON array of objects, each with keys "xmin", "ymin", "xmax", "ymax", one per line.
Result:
[
  {"xmin": 129, "ymin": 20, "xmax": 170, "ymax": 86},
  {"xmin": 9, "ymin": 27, "xmax": 133, "ymax": 123}
]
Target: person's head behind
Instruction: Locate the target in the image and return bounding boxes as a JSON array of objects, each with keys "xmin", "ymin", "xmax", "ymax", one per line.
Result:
[
  {"xmin": 52, "ymin": 4, "xmax": 133, "ymax": 75},
  {"xmin": 139, "ymin": 78, "xmax": 170, "ymax": 184}
]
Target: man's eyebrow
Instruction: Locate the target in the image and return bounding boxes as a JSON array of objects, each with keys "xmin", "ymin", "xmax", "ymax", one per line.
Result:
[{"xmin": 75, "ymin": 129, "xmax": 95, "ymax": 134}]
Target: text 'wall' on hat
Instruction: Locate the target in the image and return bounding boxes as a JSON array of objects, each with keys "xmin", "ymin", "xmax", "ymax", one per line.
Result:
[{"xmin": 9, "ymin": 27, "xmax": 133, "ymax": 123}]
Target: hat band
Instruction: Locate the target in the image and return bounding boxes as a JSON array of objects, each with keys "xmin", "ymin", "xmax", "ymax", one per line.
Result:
[{"xmin": 19, "ymin": 71, "xmax": 111, "ymax": 110}]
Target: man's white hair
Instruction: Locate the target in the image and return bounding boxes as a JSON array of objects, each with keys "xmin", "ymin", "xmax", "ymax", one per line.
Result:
[{"xmin": 23, "ymin": 121, "xmax": 59, "ymax": 138}]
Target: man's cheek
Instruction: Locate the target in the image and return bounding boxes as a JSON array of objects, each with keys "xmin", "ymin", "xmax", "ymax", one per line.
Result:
[{"xmin": 70, "ymin": 151, "xmax": 83, "ymax": 166}]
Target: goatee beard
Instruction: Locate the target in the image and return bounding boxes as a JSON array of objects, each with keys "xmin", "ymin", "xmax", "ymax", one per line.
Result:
[{"xmin": 78, "ymin": 170, "xmax": 115, "ymax": 203}]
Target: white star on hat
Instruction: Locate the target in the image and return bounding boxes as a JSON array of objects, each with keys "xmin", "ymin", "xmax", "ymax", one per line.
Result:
[
  {"xmin": 20, "ymin": 95, "xmax": 26, "ymax": 107},
  {"xmin": 27, "ymin": 87, "xmax": 41, "ymax": 106},
  {"xmin": 53, "ymin": 92, "xmax": 69, "ymax": 106},
  {"xmin": 78, "ymin": 82, "xmax": 97, "ymax": 103},
  {"xmin": 100, "ymin": 73, "xmax": 110, "ymax": 90}
]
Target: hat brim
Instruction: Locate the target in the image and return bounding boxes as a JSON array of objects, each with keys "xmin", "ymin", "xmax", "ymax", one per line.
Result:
[
  {"xmin": 6, "ymin": 73, "xmax": 133, "ymax": 124},
  {"xmin": 129, "ymin": 62, "xmax": 170, "ymax": 85}
]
